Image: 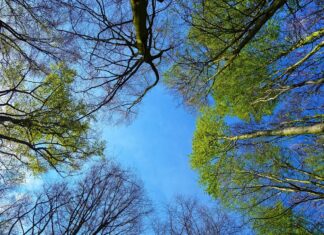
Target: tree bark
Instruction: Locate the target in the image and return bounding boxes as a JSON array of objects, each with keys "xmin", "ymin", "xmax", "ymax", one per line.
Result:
[
  {"xmin": 130, "ymin": 0, "xmax": 149, "ymax": 58},
  {"xmin": 224, "ymin": 123, "xmax": 324, "ymax": 141}
]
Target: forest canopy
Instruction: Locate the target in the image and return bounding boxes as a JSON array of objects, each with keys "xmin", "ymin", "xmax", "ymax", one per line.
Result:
[
  {"xmin": 0, "ymin": 0, "xmax": 323, "ymax": 234},
  {"xmin": 166, "ymin": 0, "xmax": 323, "ymax": 233}
]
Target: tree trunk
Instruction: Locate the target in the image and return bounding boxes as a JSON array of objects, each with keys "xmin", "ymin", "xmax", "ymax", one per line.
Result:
[
  {"xmin": 225, "ymin": 123, "xmax": 324, "ymax": 141},
  {"xmin": 130, "ymin": 0, "xmax": 149, "ymax": 58}
]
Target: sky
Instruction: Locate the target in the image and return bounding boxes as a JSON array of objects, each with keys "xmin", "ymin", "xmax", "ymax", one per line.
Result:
[
  {"xmin": 99, "ymin": 83, "xmax": 253, "ymax": 234},
  {"xmin": 101, "ymin": 84, "xmax": 212, "ymax": 206}
]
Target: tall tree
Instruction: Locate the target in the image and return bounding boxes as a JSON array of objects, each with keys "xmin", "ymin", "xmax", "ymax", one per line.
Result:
[
  {"xmin": 165, "ymin": 0, "xmax": 324, "ymax": 232},
  {"xmin": 192, "ymin": 113, "xmax": 323, "ymax": 231},
  {"xmin": 1, "ymin": 0, "xmax": 173, "ymax": 117},
  {"xmin": 0, "ymin": 160, "xmax": 152, "ymax": 234},
  {"xmin": 167, "ymin": 0, "xmax": 323, "ymax": 108},
  {"xmin": 152, "ymin": 196, "xmax": 240, "ymax": 235},
  {"xmin": 0, "ymin": 63, "xmax": 103, "ymax": 176}
]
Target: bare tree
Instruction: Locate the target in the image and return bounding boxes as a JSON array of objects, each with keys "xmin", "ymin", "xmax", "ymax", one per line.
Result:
[
  {"xmin": 0, "ymin": 160, "xmax": 152, "ymax": 234},
  {"xmin": 152, "ymin": 196, "xmax": 240, "ymax": 235},
  {"xmin": 1, "ymin": 0, "xmax": 174, "ymax": 118}
]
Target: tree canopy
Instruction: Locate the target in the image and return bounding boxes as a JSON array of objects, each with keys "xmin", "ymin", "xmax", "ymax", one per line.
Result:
[
  {"xmin": 166, "ymin": 0, "xmax": 324, "ymax": 233},
  {"xmin": 0, "ymin": 0, "xmax": 323, "ymax": 234},
  {"xmin": 0, "ymin": 63, "xmax": 103, "ymax": 176}
]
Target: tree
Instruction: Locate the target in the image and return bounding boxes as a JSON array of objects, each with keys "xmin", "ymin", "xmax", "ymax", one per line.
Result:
[
  {"xmin": 1, "ymin": 0, "xmax": 173, "ymax": 118},
  {"xmin": 0, "ymin": 160, "xmax": 152, "ymax": 234},
  {"xmin": 130, "ymin": 0, "xmax": 150, "ymax": 58},
  {"xmin": 0, "ymin": 63, "xmax": 103, "ymax": 176},
  {"xmin": 152, "ymin": 196, "xmax": 240, "ymax": 235},
  {"xmin": 0, "ymin": 0, "xmax": 174, "ymax": 190},
  {"xmin": 190, "ymin": 109, "xmax": 324, "ymax": 232},
  {"xmin": 166, "ymin": 0, "xmax": 323, "ymax": 108},
  {"xmin": 164, "ymin": 0, "xmax": 324, "ymax": 232}
]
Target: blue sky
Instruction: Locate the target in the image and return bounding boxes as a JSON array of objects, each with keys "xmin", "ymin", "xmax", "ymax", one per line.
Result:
[
  {"xmin": 101, "ymin": 84, "xmax": 212, "ymax": 206},
  {"xmin": 100, "ymin": 83, "xmax": 253, "ymax": 234}
]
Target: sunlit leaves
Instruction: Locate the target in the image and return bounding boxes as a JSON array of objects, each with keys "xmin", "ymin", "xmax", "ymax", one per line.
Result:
[{"xmin": 0, "ymin": 63, "xmax": 104, "ymax": 174}]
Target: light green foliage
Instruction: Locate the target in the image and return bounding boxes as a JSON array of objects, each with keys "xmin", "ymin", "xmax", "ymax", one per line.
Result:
[
  {"xmin": 192, "ymin": 109, "xmax": 323, "ymax": 232},
  {"xmin": 0, "ymin": 63, "xmax": 104, "ymax": 173},
  {"xmin": 191, "ymin": 93, "xmax": 323, "ymax": 233},
  {"xmin": 166, "ymin": 0, "xmax": 324, "ymax": 233},
  {"xmin": 165, "ymin": 1, "xmax": 282, "ymax": 117},
  {"xmin": 191, "ymin": 107, "xmax": 229, "ymax": 168},
  {"xmin": 252, "ymin": 203, "xmax": 315, "ymax": 235},
  {"xmin": 211, "ymin": 50, "xmax": 275, "ymax": 121},
  {"xmin": 189, "ymin": 0, "xmax": 268, "ymax": 54},
  {"xmin": 195, "ymin": 16, "xmax": 280, "ymax": 119}
]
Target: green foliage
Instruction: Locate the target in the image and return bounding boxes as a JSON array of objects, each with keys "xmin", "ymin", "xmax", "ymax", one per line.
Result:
[
  {"xmin": 252, "ymin": 203, "xmax": 315, "ymax": 235},
  {"xmin": 168, "ymin": 2, "xmax": 324, "ymax": 233},
  {"xmin": 189, "ymin": 0, "xmax": 270, "ymax": 55},
  {"xmin": 191, "ymin": 102, "xmax": 323, "ymax": 234},
  {"xmin": 194, "ymin": 14, "xmax": 280, "ymax": 119},
  {"xmin": 191, "ymin": 107, "xmax": 229, "ymax": 168},
  {"xmin": 1, "ymin": 63, "xmax": 104, "ymax": 173},
  {"xmin": 165, "ymin": 0, "xmax": 284, "ymax": 118},
  {"xmin": 211, "ymin": 50, "xmax": 275, "ymax": 121},
  {"xmin": 191, "ymin": 117, "xmax": 324, "ymax": 232}
]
